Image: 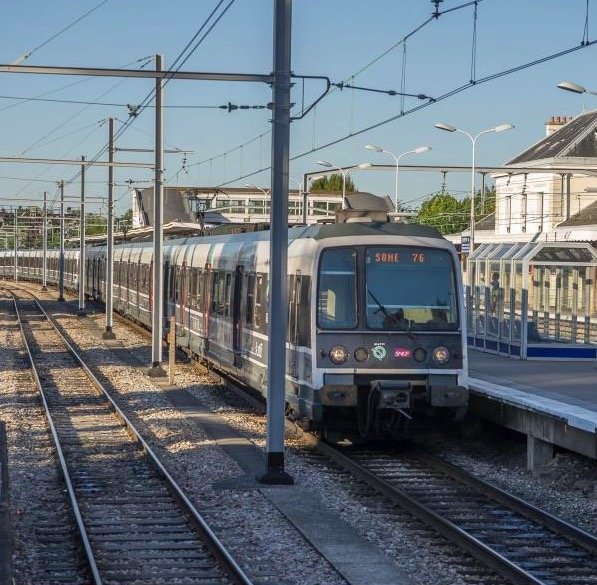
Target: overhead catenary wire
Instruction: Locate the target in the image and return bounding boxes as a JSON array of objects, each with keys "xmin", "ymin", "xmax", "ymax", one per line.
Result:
[
  {"xmin": 62, "ymin": 0, "xmax": 238, "ymax": 191},
  {"xmin": 0, "ymin": 94, "xmax": 266, "ymax": 111},
  {"xmin": 216, "ymin": 37, "xmax": 597, "ymax": 188},
  {"xmin": 11, "ymin": 0, "xmax": 111, "ymax": 65},
  {"xmin": 180, "ymin": 0, "xmax": 484, "ymax": 180}
]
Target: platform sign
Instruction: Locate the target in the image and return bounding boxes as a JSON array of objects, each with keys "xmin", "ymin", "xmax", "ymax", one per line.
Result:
[{"xmin": 461, "ymin": 235, "xmax": 471, "ymax": 254}]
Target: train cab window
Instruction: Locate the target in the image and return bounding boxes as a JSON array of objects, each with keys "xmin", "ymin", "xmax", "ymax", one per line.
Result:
[{"xmin": 317, "ymin": 248, "xmax": 357, "ymax": 329}]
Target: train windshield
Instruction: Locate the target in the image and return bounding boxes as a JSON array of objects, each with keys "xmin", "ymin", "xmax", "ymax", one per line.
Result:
[{"xmin": 366, "ymin": 247, "xmax": 458, "ymax": 331}]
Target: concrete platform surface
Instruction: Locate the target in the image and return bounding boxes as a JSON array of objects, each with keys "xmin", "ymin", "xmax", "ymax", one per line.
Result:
[
  {"xmin": 467, "ymin": 350, "xmax": 597, "ymax": 460},
  {"xmin": 469, "ymin": 349, "xmax": 597, "ymax": 413}
]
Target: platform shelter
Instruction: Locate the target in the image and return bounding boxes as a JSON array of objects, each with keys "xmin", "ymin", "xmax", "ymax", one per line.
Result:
[{"xmin": 467, "ymin": 242, "xmax": 597, "ymax": 359}]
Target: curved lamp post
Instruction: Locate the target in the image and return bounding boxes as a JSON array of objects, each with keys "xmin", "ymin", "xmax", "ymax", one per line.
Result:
[
  {"xmin": 365, "ymin": 144, "xmax": 430, "ymax": 211},
  {"xmin": 434, "ymin": 122, "xmax": 514, "ymax": 251}
]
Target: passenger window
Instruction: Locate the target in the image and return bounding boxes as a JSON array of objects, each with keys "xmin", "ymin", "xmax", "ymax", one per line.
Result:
[
  {"xmin": 317, "ymin": 248, "xmax": 357, "ymax": 329},
  {"xmin": 246, "ymin": 273, "xmax": 255, "ymax": 326}
]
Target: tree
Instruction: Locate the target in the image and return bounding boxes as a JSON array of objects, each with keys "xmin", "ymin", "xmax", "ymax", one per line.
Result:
[
  {"xmin": 414, "ymin": 186, "xmax": 496, "ymax": 235},
  {"xmin": 310, "ymin": 173, "xmax": 357, "ymax": 193}
]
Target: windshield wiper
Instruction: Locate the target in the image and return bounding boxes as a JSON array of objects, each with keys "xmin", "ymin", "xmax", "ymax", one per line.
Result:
[
  {"xmin": 367, "ymin": 289, "xmax": 414, "ymax": 338},
  {"xmin": 367, "ymin": 288, "xmax": 390, "ymax": 319}
]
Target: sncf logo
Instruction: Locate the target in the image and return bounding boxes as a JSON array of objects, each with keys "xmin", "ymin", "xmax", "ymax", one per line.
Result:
[{"xmin": 393, "ymin": 347, "xmax": 412, "ymax": 358}]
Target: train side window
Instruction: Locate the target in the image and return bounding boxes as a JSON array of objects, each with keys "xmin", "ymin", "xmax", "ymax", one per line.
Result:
[
  {"xmin": 174, "ymin": 266, "xmax": 181, "ymax": 303},
  {"xmin": 317, "ymin": 248, "xmax": 357, "ymax": 329},
  {"xmin": 224, "ymin": 273, "xmax": 232, "ymax": 318},
  {"xmin": 195, "ymin": 269, "xmax": 203, "ymax": 310},
  {"xmin": 245, "ymin": 273, "xmax": 255, "ymax": 326},
  {"xmin": 254, "ymin": 274, "xmax": 264, "ymax": 329},
  {"xmin": 168, "ymin": 265, "xmax": 175, "ymax": 301}
]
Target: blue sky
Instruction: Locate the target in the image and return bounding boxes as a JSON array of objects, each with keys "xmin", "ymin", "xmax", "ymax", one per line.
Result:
[{"xmin": 1, "ymin": 0, "xmax": 597, "ymax": 215}]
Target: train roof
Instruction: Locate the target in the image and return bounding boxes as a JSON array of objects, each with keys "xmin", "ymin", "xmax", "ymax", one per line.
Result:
[
  {"xmin": 300, "ymin": 222, "xmax": 443, "ymax": 240},
  {"xmin": 169, "ymin": 221, "xmax": 445, "ymax": 246}
]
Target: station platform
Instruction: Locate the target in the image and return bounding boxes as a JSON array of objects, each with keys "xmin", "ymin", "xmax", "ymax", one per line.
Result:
[{"xmin": 467, "ymin": 350, "xmax": 597, "ymax": 466}]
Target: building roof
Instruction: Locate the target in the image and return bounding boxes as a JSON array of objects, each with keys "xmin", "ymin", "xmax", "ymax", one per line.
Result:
[
  {"xmin": 557, "ymin": 200, "xmax": 597, "ymax": 228},
  {"xmin": 507, "ymin": 110, "xmax": 597, "ymax": 165}
]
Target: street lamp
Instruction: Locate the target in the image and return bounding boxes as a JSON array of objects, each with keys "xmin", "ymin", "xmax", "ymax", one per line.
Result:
[
  {"xmin": 245, "ymin": 184, "xmax": 270, "ymax": 218},
  {"xmin": 557, "ymin": 81, "xmax": 597, "ymax": 96},
  {"xmin": 365, "ymin": 144, "xmax": 431, "ymax": 211},
  {"xmin": 434, "ymin": 122, "xmax": 514, "ymax": 251},
  {"xmin": 245, "ymin": 183, "xmax": 270, "ymax": 197}
]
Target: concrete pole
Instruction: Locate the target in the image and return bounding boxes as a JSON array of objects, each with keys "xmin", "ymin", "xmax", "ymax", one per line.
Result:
[
  {"xmin": 42, "ymin": 191, "xmax": 47, "ymax": 291},
  {"xmin": 77, "ymin": 156, "xmax": 87, "ymax": 316},
  {"xmin": 258, "ymin": 0, "xmax": 293, "ymax": 485},
  {"xmin": 13, "ymin": 209, "xmax": 17, "ymax": 282},
  {"xmin": 103, "ymin": 117, "xmax": 116, "ymax": 339},
  {"xmin": 148, "ymin": 54, "xmax": 166, "ymax": 377},
  {"xmin": 58, "ymin": 180, "xmax": 65, "ymax": 302}
]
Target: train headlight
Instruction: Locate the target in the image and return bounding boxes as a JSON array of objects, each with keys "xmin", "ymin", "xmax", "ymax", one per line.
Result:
[
  {"xmin": 354, "ymin": 347, "xmax": 368, "ymax": 362},
  {"xmin": 413, "ymin": 347, "xmax": 427, "ymax": 363},
  {"xmin": 432, "ymin": 346, "xmax": 450, "ymax": 364},
  {"xmin": 329, "ymin": 346, "xmax": 348, "ymax": 364}
]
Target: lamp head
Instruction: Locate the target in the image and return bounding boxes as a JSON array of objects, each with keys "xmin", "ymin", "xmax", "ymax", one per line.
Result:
[
  {"xmin": 316, "ymin": 160, "xmax": 333, "ymax": 168},
  {"xmin": 434, "ymin": 122, "xmax": 457, "ymax": 132},
  {"xmin": 414, "ymin": 146, "xmax": 431, "ymax": 154},
  {"xmin": 365, "ymin": 144, "xmax": 383, "ymax": 153},
  {"xmin": 557, "ymin": 81, "xmax": 586, "ymax": 94},
  {"xmin": 357, "ymin": 162, "xmax": 372, "ymax": 169},
  {"xmin": 494, "ymin": 123, "xmax": 514, "ymax": 133},
  {"xmin": 309, "ymin": 174, "xmax": 325, "ymax": 182}
]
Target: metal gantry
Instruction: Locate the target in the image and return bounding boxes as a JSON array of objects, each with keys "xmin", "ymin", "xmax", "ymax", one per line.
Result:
[{"xmin": 0, "ymin": 6, "xmax": 296, "ymax": 480}]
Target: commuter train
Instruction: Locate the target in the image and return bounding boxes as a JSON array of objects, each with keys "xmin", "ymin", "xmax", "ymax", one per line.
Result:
[{"xmin": 0, "ymin": 221, "xmax": 468, "ymax": 439}]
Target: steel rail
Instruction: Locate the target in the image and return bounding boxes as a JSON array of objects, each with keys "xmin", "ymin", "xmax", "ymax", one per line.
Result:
[
  {"xmin": 6, "ymin": 285, "xmax": 255, "ymax": 585},
  {"xmin": 10, "ymin": 290, "xmax": 103, "ymax": 584},
  {"xmin": 417, "ymin": 451, "xmax": 597, "ymax": 554},
  {"xmin": 316, "ymin": 441, "xmax": 547, "ymax": 585}
]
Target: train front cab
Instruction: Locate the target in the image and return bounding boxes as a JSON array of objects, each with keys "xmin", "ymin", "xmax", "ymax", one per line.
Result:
[{"xmin": 308, "ymin": 238, "xmax": 468, "ymax": 438}]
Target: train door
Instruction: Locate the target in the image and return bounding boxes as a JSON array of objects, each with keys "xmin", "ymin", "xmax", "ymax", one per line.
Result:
[{"xmin": 232, "ymin": 265, "xmax": 243, "ymax": 367}]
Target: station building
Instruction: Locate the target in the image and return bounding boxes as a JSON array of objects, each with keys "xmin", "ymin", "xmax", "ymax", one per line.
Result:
[
  {"xmin": 131, "ymin": 186, "xmax": 344, "ymax": 228},
  {"xmin": 464, "ymin": 111, "xmax": 597, "ymax": 359}
]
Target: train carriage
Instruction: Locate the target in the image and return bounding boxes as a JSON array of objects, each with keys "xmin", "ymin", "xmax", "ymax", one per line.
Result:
[{"xmin": 0, "ymin": 219, "xmax": 468, "ymax": 440}]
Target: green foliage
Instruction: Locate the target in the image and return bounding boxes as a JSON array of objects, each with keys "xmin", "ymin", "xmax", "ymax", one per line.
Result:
[
  {"xmin": 310, "ymin": 173, "xmax": 357, "ymax": 193},
  {"xmin": 415, "ymin": 187, "xmax": 496, "ymax": 235},
  {"xmin": 86, "ymin": 213, "xmax": 107, "ymax": 236}
]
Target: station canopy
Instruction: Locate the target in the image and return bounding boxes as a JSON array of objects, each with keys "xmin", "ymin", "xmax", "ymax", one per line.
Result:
[{"xmin": 467, "ymin": 241, "xmax": 597, "ymax": 359}]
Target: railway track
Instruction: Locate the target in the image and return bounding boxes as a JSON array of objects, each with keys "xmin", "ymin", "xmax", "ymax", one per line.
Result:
[
  {"xmin": 10, "ymin": 281, "xmax": 597, "ymax": 585},
  {"xmin": 318, "ymin": 443, "xmax": 597, "ymax": 585},
  {"xmin": 8, "ymin": 287, "xmax": 254, "ymax": 585}
]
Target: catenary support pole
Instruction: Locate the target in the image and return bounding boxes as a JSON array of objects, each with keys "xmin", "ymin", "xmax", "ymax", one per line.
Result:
[
  {"xmin": 258, "ymin": 0, "xmax": 294, "ymax": 485},
  {"xmin": 58, "ymin": 180, "xmax": 65, "ymax": 301},
  {"xmin": 77, "ymin": 156, "xmax": 86, "ymax": 316},
  {"xmin": 302, "ymin": 175, "xmax": 308, "ymax": 225},
  {"xmin": 103, "ymin": 118, "xmax": 116, "ymax": 339},
  {"xmin": 13, "ymin": 209, "xmax": 17, "ymax": 282},
  {"xmin": 42, "ymin": 191, "xmax": 47, "ymax": 291},
  {"xmin": 148, "ymin": 54, "xmax": 167, "ymax": 377}
]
